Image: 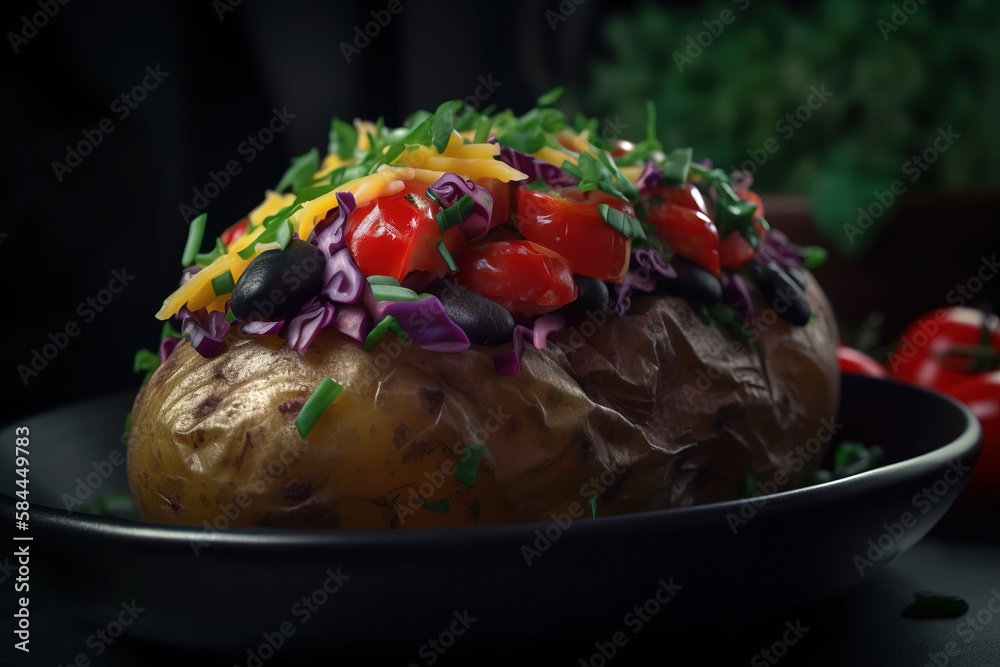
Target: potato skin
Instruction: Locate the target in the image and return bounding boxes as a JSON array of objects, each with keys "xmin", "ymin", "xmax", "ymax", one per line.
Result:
[{"xmin": 128, "ymin": 273, "xmax": 838, "ymax": 529}]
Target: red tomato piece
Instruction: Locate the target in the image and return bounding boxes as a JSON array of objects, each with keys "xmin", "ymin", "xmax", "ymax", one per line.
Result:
[
  {"xmin": 455, "ymin": 240, "xmax": 577, "ymax": 315},
  {"xmin": 718, "ymin": 219, "xmax": 766, "ymax": 271},
  {"xmin": 739, "ymin": 190, "xmax": 765, "ymax": 218},
  {"xmin": 515, "ymin": 187, "xmax": 633, "ymax": 282},
  {"xmin": 221, "ymin": 218, "xmax": 249, "ymax": 247},
  {"xmin": 344, "ymin": 182, "xmax": 465, "ymax": 283},
  {"xmin": 836, "ymin": 347, "xmax": 888, "ymax": 378},
  {"xmin": 640, "ymin": 185, "xmax": 719, "ymax": 276}
]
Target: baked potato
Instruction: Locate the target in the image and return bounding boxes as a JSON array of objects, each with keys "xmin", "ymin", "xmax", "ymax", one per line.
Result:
[
  {"xmin": 128, "ymin": 98, "xmax": 841, "ymax": 529},
  {"xmin": 128, "ymin": 272, "xmax": 838, "ymax": 529}
]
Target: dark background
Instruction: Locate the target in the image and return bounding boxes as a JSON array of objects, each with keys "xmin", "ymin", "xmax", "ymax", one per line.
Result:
[{"xmin": 2, "ymin": 0, "xmax": 999, "ymax": 419}]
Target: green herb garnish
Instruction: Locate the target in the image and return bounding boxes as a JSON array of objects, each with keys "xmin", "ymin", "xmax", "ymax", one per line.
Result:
[
  {"xmin": 133, "ymin": 348, "xmax": 159, "ymax": 383},
  {"xmin": 211, "ymin": 270, "xmax": 235, "ymax": 296},
  {"xmin": 598, "ymin": 203, "xmax": 646, "ymax": 241},
  {"xmin": 225, "ymin": 308, "xmax": 236, "ymax": 323},
  {"xmin": 661, "ymin": 147, "xmax": 693, "ymax": 184},
  {"xmin": 434, "ymin": 194, "xmax": 475, "ymax": 233},
  {"xmin": 329, "ymin": 118, "xmax": 358, "ymax": 160},
  {"xmin": 799, "ymin": 245, "xmax": 829, "ymax": 269},
  {"xmin": 370, "ymin": 284, "xmax": 422, "ymax": 302},
  {"xmin": 295, "ymin": 378, "xmax": 344, "ymax": 439},
  {"xmin": 275, "ymin": 148, "xmax": 319, "ymax": 194},
  {"xmin": 195, "ymin": 238, "xmax": 227, "ymax": 268},
  {"xmin": 431, "ymin": 100, "xmax": 462, "ymax": 153},
  {"xmin": 537, "ymin": 86, "xmax": 565, "ymax": 106},
  {"xmin": 181, "ymin": 213, "xmax": 208, "ymax": 267},
  {"xmin": 363, "ymin": 315, "xmax": 397, "ymax": 351},
  {"xmin": 122, "ymin": 411, "xmax": 132, "ymax": 441},
  {"xmin": 456, "ymin": 443, "xmax": 485, "ymax": 488},
  {"xmin": 589, "ymin": 495, "xmax": 598, "ymax": 519},
  {"xmin": 367, "ymin": 275, "xmax": 401, "ymax": 287},
  {"xmin": 436, "ymin": 238, "xmax": 458, "ymax": 272}
]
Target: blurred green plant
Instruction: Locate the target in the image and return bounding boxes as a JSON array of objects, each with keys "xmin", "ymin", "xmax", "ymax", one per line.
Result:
[{"xmin": 585, "ymin": 0, "xmax": 1000, "ymax": 258}]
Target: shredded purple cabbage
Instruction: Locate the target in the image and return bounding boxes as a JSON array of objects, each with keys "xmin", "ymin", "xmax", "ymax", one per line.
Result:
[
  {"xmin": 494, "ymin": 314, "xmax": 565, "ymax": 376},
  {"xmin": 426, "ymin": 173, "xmax": 494, "ymax": 239},
  {"xmin": 367, "ymin": 293, "xmax": 470, "ymax": 353},
  {"xmin": 756, "ymin": 228, "xmax": 800, "ymax": 268},
  {"xmin": 497, "ymin": 146, "xmax": 579, "ymax": 188},
  {"xmin": 322, "ymin": 247, "xmax": 366, "ymax": 304},
  {"xmin": 241, "ymin": 320, "xmax": 285, "ymax": 336},
  {"xmin": 635, "ymin": 161, "xmax": 663, "ymax": 190},
  {"xmin": 179, "ymin": 306, "xmax": 231, "ymax": 358},
  {"xmin": 285, "ymin": 297, "xmax": 337, "ymax": 355},
  {"xmin": 332, "ymin": 304, "xmax": 373, "ymax": 344},
  {"xmin": 612, "ymin": 249, "xmax": 677, "ymax": 316},
  {"xmin": 159, "ymin": 336, "xmax": 180, "ymax": 363},
  {"xmin": 721, "ymin": 273, "xmax": 756, "ymax": 324}
]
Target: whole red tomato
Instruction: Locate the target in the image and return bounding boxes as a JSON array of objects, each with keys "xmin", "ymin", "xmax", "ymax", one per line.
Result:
[
  {"xmin": 948, "ymin": 371, "xmax": 1000, "ymax": 499},
  {"xmin": 888, "ymin": 308, "xmax": 1000, "ymax": 392},
  {"xmin": 836, "ymin": 347, "xmax": 888, "ymax": 378}
]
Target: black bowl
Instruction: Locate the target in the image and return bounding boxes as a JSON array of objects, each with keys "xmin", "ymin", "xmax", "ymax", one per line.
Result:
[{"xmin": 0, "ymin": 374, "xmax": 981, "ymax": 654}]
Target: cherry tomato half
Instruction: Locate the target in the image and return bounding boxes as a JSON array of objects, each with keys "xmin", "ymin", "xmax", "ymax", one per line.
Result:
[
  {"xmin": 836, "ymin": 347, "xmax": 888, "ymax": 378},
  {"xmin": 718, "ymin": 219, "xmax": 766, "ymax": 271},
  {"xmin": 515, "ymin": 186, "xmax": 633, "ymax": 282},
  {"xmin": 640, "ymin": 185, "xmax": 719, "ymax": 276},
  {"xmin": 455, "ymin": 240, "xmax": 577, "ymax": 315},
  {"xmin": 888, "ymin": 308, "xmax": 1000, "ymax": 392},
  {"xmin": 344, "ymin": 182, "xmax": 465, "ymax": 283},
  {"xmin": 948, "ymin": 371, "xmax": 1000, "ymax": 500}
]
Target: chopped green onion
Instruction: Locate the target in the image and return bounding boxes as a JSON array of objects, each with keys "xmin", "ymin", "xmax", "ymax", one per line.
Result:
[
  {"xmin": 661, "ymin": 147, "xmax": 693, "ymax": 184},
  {"xmin": 367, "ymin": 275, "xmax": 401, "ymax": 287},
  {"xmin": 418, "ymin": 495, "xmax": 451, "ymax": 513},
  {"xmin": 329, "ymin": 118, "xmax": 357, "ymax": 160},
  {"xmin": 275, "ymin": 148, "xmax": 319, "ymax": 194},
  {"xmin": 181, "ymin": 213, "xmax": 208, "ymax": 267},
  {"xmin": 388, "ymin": 319, "xmax": 411, "ymax": 343},
  {"xmin": 598, "ymin": 203, "xmax": 646, "ymax": 241},
  {"xmin": 473, "ymin": 115, "xmax": 492, "ymax": 144},
  {"xmin": 799, "ymin": 245, "xmax": 829, "ymax": 269},
  {"xmin": 364, "ymin": 315, "xmax": 397, "ymax": 351},
  {"xmin": 431, "ymin": 100, "xmax": 462, "ymax": 153},
  {"xmin": 195, "ymin": 238, "xmax": 227, "ymax": 268},
  {"xmin": 295, "ymin": 378, "xmax": 344, "ymax": 439},
  {"xmin": 211, "ymin": 270, "xmax": 235, "ymax": 296},
  {"xmin": 589, "ymin": 495, "xmax": 598, "ymax": 518},
  {"xmin": 238, "ymin": 206, "xmax": 301, "ymax": 259},
  {"xmin": 437, "ymin": 238, "xmax": 458, "ymax": 272},
  {"xmin": 370, "ymin": 284, "xmax": 422, "ymax": 302},
  {"xmin": 434, "ymin": 194, "xmax": 475, "ymax": 233},
  {"xmin": 456, "ymin": 443, "xmax": 485, "ymax": 488},
  {"xmin": 225, "ymin": 308, "xmax": 236, "ymax": 323},
  {"xmin": 537, "ymin": 86, "xmax": 565, "ymax": 106}
]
